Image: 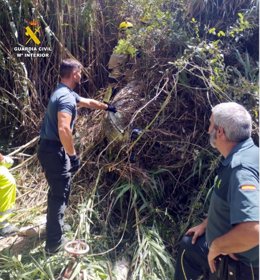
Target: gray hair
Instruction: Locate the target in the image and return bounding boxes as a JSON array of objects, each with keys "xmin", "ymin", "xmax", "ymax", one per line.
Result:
[{"xmin": 212, "ymin": 102, "xmax": 252, "ymax": 142}]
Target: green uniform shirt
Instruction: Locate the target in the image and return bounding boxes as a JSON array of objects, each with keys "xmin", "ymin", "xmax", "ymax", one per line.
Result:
[{"xmin": 206, "ymin": 138, "xmax": 259, "ymax": 267}]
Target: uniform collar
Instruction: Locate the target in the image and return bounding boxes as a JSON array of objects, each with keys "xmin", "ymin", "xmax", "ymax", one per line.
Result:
[{"xmin": 221, "ymin": 138, "xmax": 254, "ymax": 166}]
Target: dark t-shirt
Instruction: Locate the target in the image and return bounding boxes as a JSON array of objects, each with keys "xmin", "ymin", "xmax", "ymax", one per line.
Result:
[
  {"xmin": 40, "ymin": 83, "xmax": 82, "ymax": 141},
  {"xmin": 206, "ymin": 138, "xmax": 259, "ymax": 267}
]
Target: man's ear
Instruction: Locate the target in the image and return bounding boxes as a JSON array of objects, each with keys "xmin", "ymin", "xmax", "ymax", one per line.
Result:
[{"xmin": 217, "ymin": 127, "xmax": 225, "ymax": 138}]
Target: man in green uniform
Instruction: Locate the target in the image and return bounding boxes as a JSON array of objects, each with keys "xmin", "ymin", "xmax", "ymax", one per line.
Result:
[{"xmin": 174, "ymin": 102, "xmax": 259, "ymax": 280}]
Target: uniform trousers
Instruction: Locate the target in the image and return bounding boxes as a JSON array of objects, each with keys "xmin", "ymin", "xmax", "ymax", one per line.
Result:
[
  {"xmin": 38, "ymin": 139, "xmax": 71, "ymax": 249},
  {"xmin": 174, "ymin": 234, "xmax": 259, "ymax": 280}
]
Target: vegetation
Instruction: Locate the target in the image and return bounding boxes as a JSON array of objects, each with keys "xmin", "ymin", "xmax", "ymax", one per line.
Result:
[{"xmin": 0, "ymin": 0, "xmax": 258, "ymax": 279}]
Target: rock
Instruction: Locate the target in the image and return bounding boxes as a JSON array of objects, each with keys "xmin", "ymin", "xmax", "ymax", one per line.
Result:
[
  {"xmin": 18, "ymin": 214, "xmax": 46, "ymax": 237},
  {"xmin": 18, "ymin": 224, "xmax": 46, "ymax": 237},
  {"xmin": 113, "ymin": 257, "xmax": 130, "ymax": 280}
]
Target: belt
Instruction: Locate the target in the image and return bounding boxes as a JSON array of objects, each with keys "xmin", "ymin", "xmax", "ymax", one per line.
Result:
[
  {"xmin": 39, "ymin": 138, "xmax": 62, "ymax": 148},
  {"xmin": 212, "ymin": 256, "xmax": 259, "ymax": 280}
]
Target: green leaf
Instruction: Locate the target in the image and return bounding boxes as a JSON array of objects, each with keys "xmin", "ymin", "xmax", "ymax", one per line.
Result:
[
  {"xmin": 237, "ymin": 13, "xmax": 243, "ymax": 20},
  {"xmin": 217, "ymin": 31, "xmax": 225, "ymax": 37},
  {"xmin": 208, "ymin": 27, "xmax": 216, "ymax": 34}
]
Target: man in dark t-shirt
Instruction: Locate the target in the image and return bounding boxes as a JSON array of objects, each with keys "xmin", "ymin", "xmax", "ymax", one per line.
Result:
[
  {"xmin": 38, "ymin": 59, "xmax": 116, "ymax": 254},
  {"xmin": 174, "ymin": 102, "xmax": 259, "ymax": 280},
  {"xmin": 40, "ymin": 83, "xmax": 81, "ymax": 142}
]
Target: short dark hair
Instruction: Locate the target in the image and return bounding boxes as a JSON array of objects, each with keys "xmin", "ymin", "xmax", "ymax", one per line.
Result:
[{"xmin": 60, "ymin": 59, "xmax": 83, "ymax": 78}]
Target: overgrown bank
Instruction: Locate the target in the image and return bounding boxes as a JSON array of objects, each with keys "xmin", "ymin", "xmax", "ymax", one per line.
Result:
[{"xmin": 0, "ymin": 0, "xmax": 258, "ymax": 279}]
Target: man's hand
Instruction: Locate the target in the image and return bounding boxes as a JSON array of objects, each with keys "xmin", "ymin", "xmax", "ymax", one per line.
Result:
[
  {"xmin": 106, "ymin": 104, "xmax": 117, "ymax": 113},
  {"xmin": 186, "ymin": 219, "xmax": 207, "ymax": 244},
  {"xmin": 207, "ymin": 222, "xmax": 259, "ymax": 273},
  {"xmin": 208, "ymin": 240, "xmax": 222, "ymax": 273},
  {"xmin": 69, "ymin": 155, "xmax": 80, "ymax": 173}
]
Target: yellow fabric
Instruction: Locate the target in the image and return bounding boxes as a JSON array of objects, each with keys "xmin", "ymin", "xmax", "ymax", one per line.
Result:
[
  {"xmin": 0, "ymin": 164, "xmax": 16, "ymax": 227},
  {"xmin": 103, "ymin": 86, "xmax": 113, "ymax": 103},
  {"xmin": 113, "ymin": 39, "xmax": 137, "ymax": 57}
]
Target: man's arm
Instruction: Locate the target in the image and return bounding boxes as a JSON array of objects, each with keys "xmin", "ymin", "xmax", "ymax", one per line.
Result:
[
  {"xmin": 58, "ymin": 112, "xmax": 76, "ymax": 156},
  {"xmin": 208, "ymin": 221, "xmax": 259, "ymax": 272},
  {"xmin": 78, "ymin": 97, "xmax": 108, "ymax": 110}
]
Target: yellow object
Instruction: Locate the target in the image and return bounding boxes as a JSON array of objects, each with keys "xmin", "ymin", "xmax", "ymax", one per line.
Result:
[
  {"xmin": 25, "ymin": 26, "xmax": 41, "ymax": 45},
  {"xmin": 119, "ymin": 21, "xmax": 133, "ymax": 30},
  {"xmin": 0, "ymin": 157, "xmax": 16, "ymax": 229},
  {"xmin": 113, "ymin": 39, "xmax": 137, "ymax": 57},
  {"xmin": 103, "ymin": 86, "xmax": 113, "ymax": 103},
  {"xmin": 240, "ymin": 185, "xmax": 256, "ymax": 190}
]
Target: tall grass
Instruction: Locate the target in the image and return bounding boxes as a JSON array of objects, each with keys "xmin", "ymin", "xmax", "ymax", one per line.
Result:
[{"xmin": 0, "ymin": 0, "xmax": 258, "ymax": 279}]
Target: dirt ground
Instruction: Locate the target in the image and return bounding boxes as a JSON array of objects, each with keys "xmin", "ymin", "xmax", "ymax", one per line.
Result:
[{"xmin": 0, "ymin": 215, "xmax": 46, "ymax": 255}]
